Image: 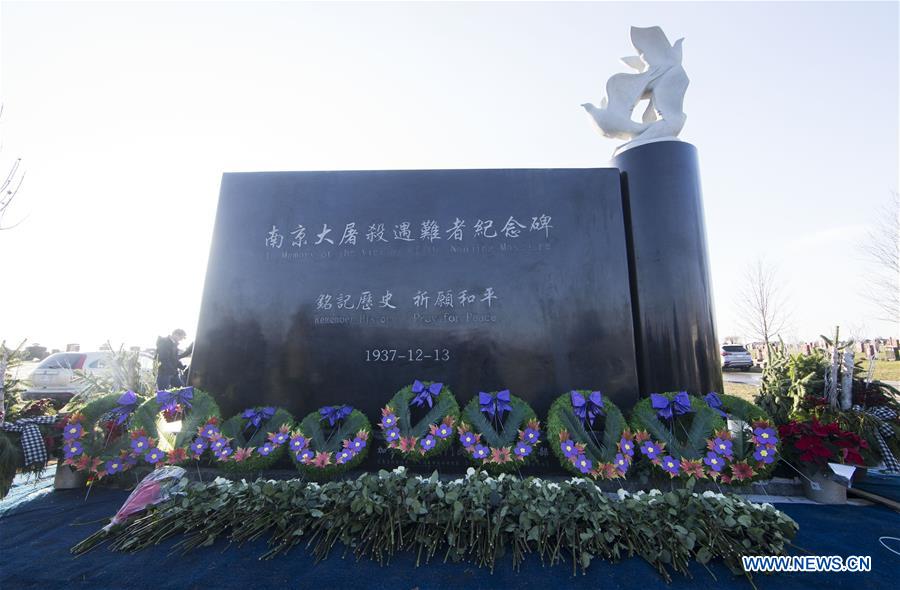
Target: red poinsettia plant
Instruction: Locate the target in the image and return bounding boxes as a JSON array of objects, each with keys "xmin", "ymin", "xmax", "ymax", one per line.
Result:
[{"xmin": 778, "ymin": 419, "xmax": 868, "ymax": 470}]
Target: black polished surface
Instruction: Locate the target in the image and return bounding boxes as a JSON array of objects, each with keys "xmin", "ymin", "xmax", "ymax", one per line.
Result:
[
  {"xmin": 190, "ymin": 169, "xmax": 641, "ymax": 423},
  {"xmin": 614, "ymin": 141, "xmax": 724, "ymax": 397}
]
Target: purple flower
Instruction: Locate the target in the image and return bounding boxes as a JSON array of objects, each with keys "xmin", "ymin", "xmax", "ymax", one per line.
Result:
[
  {"xmin": 123, "ymin": 454, "xmax": 138, "ymax": 467},
  {"xmin": 272, "ymin": 431, "xmax": 288, "ymax": 445},
  {"xmin": 459, "ymin": 432, "xmax": 477, "ymax": 447},
  {"xmin": 753, "ymin": 427, "xmax": 778, "ymax": 445},
  {"xmin": 350, "ymin": 437, "xmax": 366, "ymax": 452},
  {"xmin": 614, "ymin": 453, "xmax": 630, "ymax": 471},
  {"xmin": 754, "ymin": 446, "xmax": 775, "ymax": 464},
  {"xmin": 471, "ymin": 445, "xmax": 489, "ymax": 459},
  {"xmin": 523, "ymin": 428, "xmax": 540, "ymax": 444},
  {"xmin": 419, "ymin": 435, "xmax": 436, "ymax": 451},
  {"xmin": 144, "ymin": 448, "xmax": 165, "ymax": 464},
  {"xmin": 64, "ymin": 441, "xmax": 83, "ymax": 459},
  {"xmin": 215, "ymin": 446, "xmax": 233, "ymax": 460},
  {"xmin": 435, "ymin": 423, "xmax": 453, "ymax": 439},
  {"xmin": 619, "ymin": 437, "xmax": 634, "ymax": 457},
  {"xmin": 514, "ymin": 442, "xmax": 532, "ymax": 457},
  {"xmin": 190, "ymin": 438, "xmax": 207, "ymax": 455},
  {"xmin": 560, "ymin": 440, "xmax": 578, "ymax": 458},
  {"xmin": 289, "ymin": 435, "xmax": 308, "ymax": 452},
  {"xmin": 297, "ymin": 449, "xmax": 315, "ymax": 463},
  {"xmin": 131, "ymin": 436, "xmax": 149, "ymax": 453},
  {"xmin": 712, "ymin": 437, "xmax": 733, "ymax": 458},
  {"xmin": 200, "ymin": 424, "xmax": 220, "ymax": 439},
  {"xmin": 105, "ymin": 459, "xmax": 123, "ymax": 474},
  {"xmin": 258, "ymin": 442, "xmax": 275, "ymax": 456},
  {"xmin": 381, "ymin": 414, "xmax": 397, "ymax": 429},
  {"xmin": 63, "ymin": 423, "xmax": 83, "ymax": 440},
  {"xmin": 640, "ymin": 441, "xmax": 661, "ymax": 460},
  {"xmin": 704, "ymin": 452, "xmax": 725, "ymax": 472},
  {"xmin": 574, "ymin": 455, "xmax": 593, "ymax": 474},
  {"xmin": 385, "ymin": 427, "xmax": 400, "ymax": 442},
  {"xmin": 210, "ymin": 437, "xmax": 227, "ymax": 452},
  {"xmin": 336, "ymin": 449, "xmax": 354, "ymax": 464},
  {"xmin": 660, "ymin": 456, "xmax": 680, "ymax": 476}
]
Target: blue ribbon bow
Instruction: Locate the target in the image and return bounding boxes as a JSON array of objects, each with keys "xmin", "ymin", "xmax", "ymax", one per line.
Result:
[
  {"xmin": 111, "ymin": 390, "xmax": 138, "ymax": 426},
  {"xmin": 242, "ymin": 406, "xmax": 276, "ymax": 430},
  {"xmin": 319, "ymin": 405, "xmax": 352, "ymax": 427},
  {"xmin": 156, "ymin": 386, "xmax": 193, "ymax": 413},
  {"xmin": 571, "ymin": 390, "xmax": 605, "ymax": 425},
  {"xmin": 704, "ymin": 392, "xmax": 727, "ymax": 419},
  {"xmin": 479, "ymin": 390, "xmax": 512, "ymax": 418},
  {"xmin": 650, "ymin": 391, "xmax": 693, "ymax": 420},
  {"xmin": 410, "ymin": 380, "xmax": 443, "ymax": 408}
]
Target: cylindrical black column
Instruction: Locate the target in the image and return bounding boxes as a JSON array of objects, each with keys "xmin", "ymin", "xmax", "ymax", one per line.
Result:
[{"xmin": 613, "ymin": 140, "xmax": 723, "ymax": 397}]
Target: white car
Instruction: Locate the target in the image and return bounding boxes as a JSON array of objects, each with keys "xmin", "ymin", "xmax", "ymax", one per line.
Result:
[
  {"xmin": 721, "ymin": 345, "xmax": 753, "ymax": 371},
  {"xmin": 23, "ymin": 351, "xmax": 114, "ymax": 403}
]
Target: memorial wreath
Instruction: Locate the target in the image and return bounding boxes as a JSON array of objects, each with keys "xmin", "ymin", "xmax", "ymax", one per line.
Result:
[
  {"xmin": 61, "ymin": 389, "xmax": 149, "ymax": 481},
  {"xmin": 204, "ymin": 406, "xmax": 296, "ymax": 472},
  {"xmin": 126, "ymin": 387, "xmax": 221, "ymax": 468},
  {"xmin": 701, "ymin": 392, "xmax": 781, "ymax": 483},
  {"xmin": 290, "ymin": 404, "xmax": 371, "ymax": 479},
  {"xmin": 547, "ymin": 389, "xmax": 634, "ymax": 479},
  {"xmin": 378, "ymin": 380, "xmax": 460, "ymax": 461},
  {"xmin": 630, "ymin": 391, "xmax": 731, "ymax": 480},
  {"xmin": 457, "ymin": 389, "xmax": 542, "ymax": 473}
]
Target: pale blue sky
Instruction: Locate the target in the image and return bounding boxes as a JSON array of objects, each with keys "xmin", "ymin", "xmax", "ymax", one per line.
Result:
[{"xmin": 1, "ymin": 1, "xmax": 897, "ymax": 350}]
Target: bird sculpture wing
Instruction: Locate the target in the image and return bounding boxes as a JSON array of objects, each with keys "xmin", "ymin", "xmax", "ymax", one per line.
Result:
[
  {"xmin": 630, "ymin": 26, "xmax": 676, "ymax": 66},
  {"xmin": 620, "ymin": 55, "xmax": 646, "ymax": 72}
]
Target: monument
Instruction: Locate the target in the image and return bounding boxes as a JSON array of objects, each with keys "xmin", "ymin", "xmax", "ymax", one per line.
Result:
[
  {"xmin": 189, "ymin": 169, "xmax": 642, "ymax": 422},
  {"xmin": 190, "ymin": 25, "xmax": 722, "ymax": 446}
]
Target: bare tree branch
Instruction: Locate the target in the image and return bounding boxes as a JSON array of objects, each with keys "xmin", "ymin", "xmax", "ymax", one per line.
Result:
[
  {"xmin": 861, "ymin": 191, "xmax": 899, "ymax": 321},
  {"xmin": 735, "ymin": 258, "xmax": 791, "ymax": 345},
  {"xmin": 0, "ymin": 104, "xmax": 25, "ymax": 230}
]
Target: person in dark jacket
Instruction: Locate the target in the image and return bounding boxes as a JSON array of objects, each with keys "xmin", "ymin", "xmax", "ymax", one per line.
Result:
[{"xmin": 155, "ymin": 329, "xmax": 193, "ymax": 390}]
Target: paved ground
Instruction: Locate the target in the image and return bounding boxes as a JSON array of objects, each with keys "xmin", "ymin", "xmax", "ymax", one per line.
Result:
[{"xmin": 722, "ymin": 371, "xmax": 762, "ymax": 386}]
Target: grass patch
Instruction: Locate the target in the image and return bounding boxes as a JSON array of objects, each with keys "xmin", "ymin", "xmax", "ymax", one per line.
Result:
[
  {"xmin": 723, "ymin": 381, "xmax": 758, "ymax": 402},
  {"xmin": 855, "ymin": 356, "xmax": 900, "ymax": 382}
]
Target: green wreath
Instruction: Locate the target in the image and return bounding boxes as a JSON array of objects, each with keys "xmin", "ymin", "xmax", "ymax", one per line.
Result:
[
  {"xmin": 630, "ymin": 392, "xmax": 726, "ymax": 479},
  {"xmin": 129, "ymin": 387, "xmax": 221, "ymax": 466},
  {"xmin": 458, "ymin": 390, "xmax": 542, "ymax": 474},
  {"xmin": 215, "ymin": 407, "xmax": 295, "ymax": 473},
  {"xmin": 378, "ymin": 381, "xmax": 460, "ymax": 462},
  {"xmin": 290, "ymin": 405, "xmax": 371, "ymax": 480},
  {"xmin": 60, "ymin": 390, "xmax": 148, "ymax": 480},
  {"xmin": 703, "ymin": 392, "xmax": 781, "ymax": 483},
  {"xmin": 547, "ymin": 390, "xmax": 633, "ymax": 479}
]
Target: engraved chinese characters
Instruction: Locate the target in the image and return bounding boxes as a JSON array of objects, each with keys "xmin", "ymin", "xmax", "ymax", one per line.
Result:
[{"xmin": 190, "ymin": 169, "xmax": 641, "ymax": 427}]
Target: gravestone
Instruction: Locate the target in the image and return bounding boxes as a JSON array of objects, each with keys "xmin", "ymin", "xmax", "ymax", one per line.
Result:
[{"xmin": 190, "ymin": 169, "xmax": 641, "ymax": 424}]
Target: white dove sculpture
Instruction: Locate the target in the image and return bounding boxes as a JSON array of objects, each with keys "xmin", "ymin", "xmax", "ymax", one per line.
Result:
[{"xmin": 582, "ymin": 26, "xmax": 690, "ymax": 154}]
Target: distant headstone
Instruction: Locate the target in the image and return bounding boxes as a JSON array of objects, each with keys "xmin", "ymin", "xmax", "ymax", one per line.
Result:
[{"xmin": 190, "ymin": 169, "xmax": 642, "ymax": 420}]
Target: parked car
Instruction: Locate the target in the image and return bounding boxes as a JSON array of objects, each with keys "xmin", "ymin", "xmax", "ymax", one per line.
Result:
[
  {"xmin": 22, "ymin": 351, "xmax": 114, "ymax": 403},
  {"xmin": 721, "ymin": 344, "xmax": 753, "ymax": 371}
]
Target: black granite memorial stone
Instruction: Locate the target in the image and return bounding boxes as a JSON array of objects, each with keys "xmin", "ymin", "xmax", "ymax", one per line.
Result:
[
  {"xmin": 190, "ymin": 169, "xmax": 641, "ymax": 423},
  {"xmin": 614, "ymin": 142, "xmax": 723, "ymax": 398}
]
